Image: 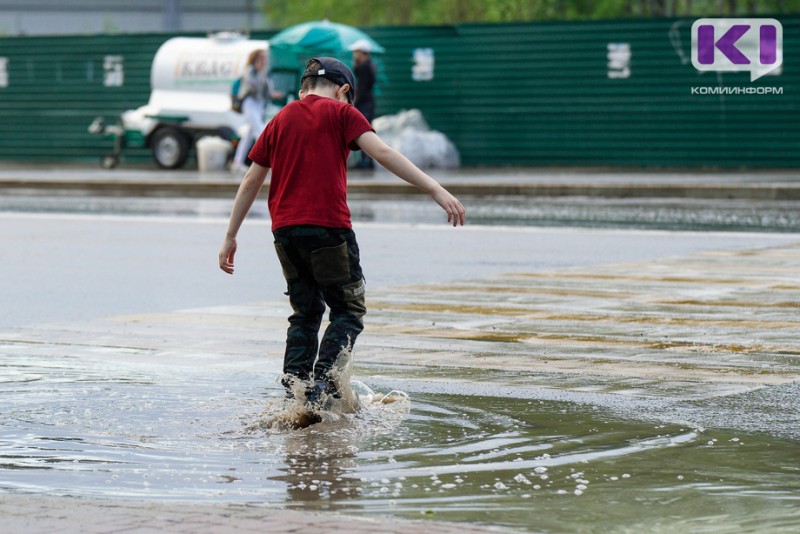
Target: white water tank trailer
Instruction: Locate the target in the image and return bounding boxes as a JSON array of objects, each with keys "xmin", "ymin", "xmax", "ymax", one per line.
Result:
[{"xmin": 90, "ymin": 33, "xmax": 268, "ymax": 169}]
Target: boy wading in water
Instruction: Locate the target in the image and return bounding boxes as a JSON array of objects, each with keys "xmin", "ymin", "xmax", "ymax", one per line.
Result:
[{"xmin": 219, "ymin": 58, "xmax": 465, "ymax": 410}]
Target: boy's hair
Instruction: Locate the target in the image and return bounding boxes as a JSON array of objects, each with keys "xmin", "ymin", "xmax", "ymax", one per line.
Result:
[{"xmin": 301, "ymin": 59, "xmax": 339, "ymax": 92}]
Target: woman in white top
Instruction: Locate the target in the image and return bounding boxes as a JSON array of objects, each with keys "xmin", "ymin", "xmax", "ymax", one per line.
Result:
[{"xmin": 232, "ymin": 49, "xmax": 280, "ymax": 172}]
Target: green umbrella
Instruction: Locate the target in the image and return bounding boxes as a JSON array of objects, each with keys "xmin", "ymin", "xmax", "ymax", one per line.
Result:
[{"xmin": 269, "ymin": 19, "xmax": 384, "ymax": 70}]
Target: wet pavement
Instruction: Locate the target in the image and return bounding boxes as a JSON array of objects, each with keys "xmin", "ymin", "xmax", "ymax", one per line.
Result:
[
  {"xmin": 1, "ymin": 494, "xmax": 513, "ymax": 534},
  {"xmin": 362, "ymin": 241, "xmax": 800, "ymax": 437},
  {"xmin": 2, "ymin": 165, "xmax": 800, "ymax": 533}
]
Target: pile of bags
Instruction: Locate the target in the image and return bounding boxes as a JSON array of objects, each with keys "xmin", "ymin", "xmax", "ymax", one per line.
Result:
[{"xmin": 372, "ymin": 109, "xmax": 460, "ymax": 169}]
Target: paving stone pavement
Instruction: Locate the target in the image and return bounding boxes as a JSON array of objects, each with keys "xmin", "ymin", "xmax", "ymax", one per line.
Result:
[{"xmin": 361, "ymin": 241, "xmax": 800, "ymax": 402}]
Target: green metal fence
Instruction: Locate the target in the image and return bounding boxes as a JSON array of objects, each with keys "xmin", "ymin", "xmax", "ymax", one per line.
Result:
[
  {"xmin": 0, "ymin": 33, "xmax": 176, "ymax": 165},
  {"xmin": 369, "ymin": 18, "xmax": 798, "ymax": 167},
  {"xmin": 0, "ymin": 18, "xmax": 797, "ymax": 168}
]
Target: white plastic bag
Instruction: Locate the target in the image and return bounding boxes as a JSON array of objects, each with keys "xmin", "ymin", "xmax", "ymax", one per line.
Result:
[{"xmin": 372, "ymin": 109, "xmax": 460, "ymax": 169}]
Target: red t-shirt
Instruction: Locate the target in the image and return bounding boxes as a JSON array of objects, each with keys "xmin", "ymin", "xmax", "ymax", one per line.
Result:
[{"xmin": 248, "ymin": 94, "xmax": 374, "ymax": 230}]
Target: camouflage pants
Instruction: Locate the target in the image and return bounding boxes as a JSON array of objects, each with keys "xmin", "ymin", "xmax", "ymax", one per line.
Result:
[{"xmin": 272, "ymin": 226, "xmax": 366, "ymax": 387}]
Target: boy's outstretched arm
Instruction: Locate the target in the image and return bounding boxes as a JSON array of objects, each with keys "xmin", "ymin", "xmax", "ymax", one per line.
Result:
[
  {"xmin": 219, "ymin": 163, "xmax": 270, "ymax": 274},
  {"xmin": 356, "ymin": 131, "xmax": 466, "ymax": 227}
]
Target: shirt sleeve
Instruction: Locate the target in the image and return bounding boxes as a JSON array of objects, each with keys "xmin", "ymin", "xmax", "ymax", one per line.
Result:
[
  {"xmin": 343, "ymin": 104, "xmax": 375, "ymax": 151},
  {"xmin": 248, "ymin": 119, "xmax": 272, "ymax": 167},
  {"xmin": 239, "ymin": 67, "xmax": 254, "ymax": 99}
]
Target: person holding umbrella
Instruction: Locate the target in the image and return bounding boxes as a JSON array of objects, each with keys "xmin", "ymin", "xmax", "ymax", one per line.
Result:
[{"xmin": 349, "ymin": 39, "xmax": 377, "ymax": 169}]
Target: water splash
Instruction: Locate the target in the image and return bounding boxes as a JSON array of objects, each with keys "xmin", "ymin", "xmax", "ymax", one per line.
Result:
[
  {"xmin": 244, "ymin": 345, "xmax": 411, "ymax": 432},
  {"xmin": 244, "ymin": 379, "xmax": 411, "ymax": 433}
]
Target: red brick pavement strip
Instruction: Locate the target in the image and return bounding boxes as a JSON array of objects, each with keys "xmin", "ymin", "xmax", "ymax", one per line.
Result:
[{"xmin": 0, "ymin": 494, "xmax": 521, "ymax": 534}]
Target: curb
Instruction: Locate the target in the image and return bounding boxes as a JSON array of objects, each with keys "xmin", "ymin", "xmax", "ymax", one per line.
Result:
[{"xmin": 2, "ymin": 178, "xmax": 800, "ymax": 200}]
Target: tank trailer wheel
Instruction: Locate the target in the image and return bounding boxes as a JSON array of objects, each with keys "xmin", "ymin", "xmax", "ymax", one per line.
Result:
[{"xmin": 151, "ymin": 127, "xmax": 190, "ymax": 169}]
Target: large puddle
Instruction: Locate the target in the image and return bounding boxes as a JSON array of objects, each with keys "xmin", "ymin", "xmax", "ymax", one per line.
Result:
[{"xmin": 2, "ymin": 349, "xmax": 799, "ymax": 533}]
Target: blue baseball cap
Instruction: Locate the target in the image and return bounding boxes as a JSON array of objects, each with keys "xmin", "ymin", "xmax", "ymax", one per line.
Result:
[{"xmin": 301, "ymin": 57, "xmax": 356, "ymax": 103}]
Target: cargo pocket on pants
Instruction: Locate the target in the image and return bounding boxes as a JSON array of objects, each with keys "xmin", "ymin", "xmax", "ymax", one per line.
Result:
[
  {"xmin": 342, "ymin": 278, "xmax": 367, "ymax": 318},
  {"xmin": 311, "ymin": 241, "xmax": 351, "ymax": 285},
  {"xmin": 274, "ymin": 242, "xmax": 299, "ymax": 280}
]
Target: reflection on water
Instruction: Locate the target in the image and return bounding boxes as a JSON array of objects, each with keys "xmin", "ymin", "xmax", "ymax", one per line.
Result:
[{"xmin": 2, "ymin": 351, "xmax": 799, "ymax": 532}]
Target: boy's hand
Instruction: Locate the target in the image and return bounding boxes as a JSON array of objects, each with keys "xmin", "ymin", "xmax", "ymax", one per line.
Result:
[
  {"xmin": 432, "ymin": 187, "xmax": 466, "ymax": 227},
  {"xmin": 219, "ymin": 237, "xmax": 237, "ymax": 274}
]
